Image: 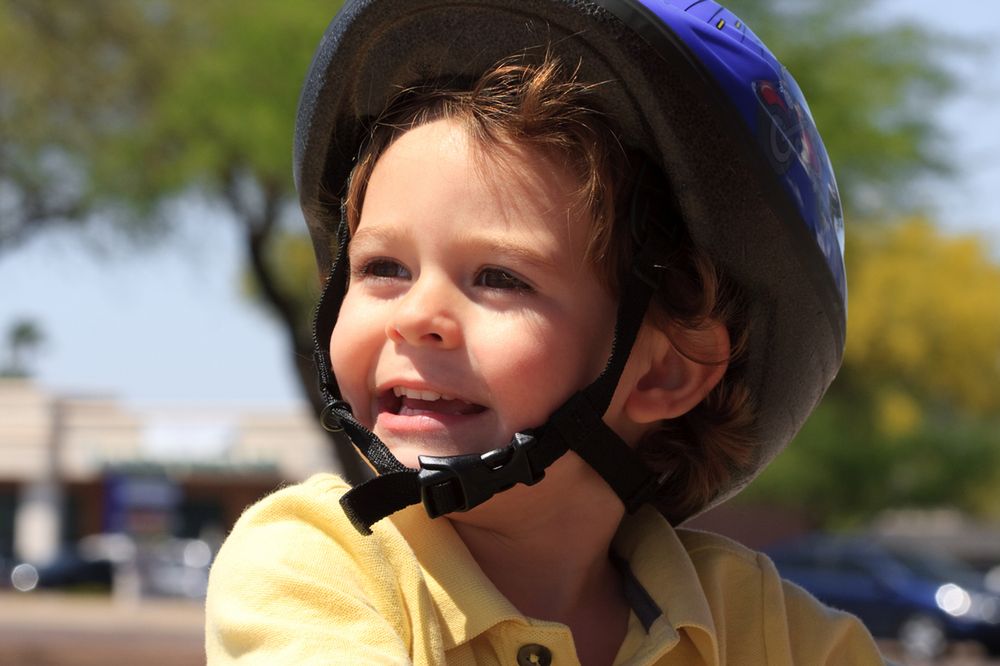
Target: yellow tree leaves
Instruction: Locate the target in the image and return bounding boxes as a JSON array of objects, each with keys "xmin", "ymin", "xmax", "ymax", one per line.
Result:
[
  {"xmin": 845, "ymin": 218, "xmax": 1000, "ymax": 423},
  {"xmin": 747, "ymin": 219, "xmax": 1000, "ymax": 525}
]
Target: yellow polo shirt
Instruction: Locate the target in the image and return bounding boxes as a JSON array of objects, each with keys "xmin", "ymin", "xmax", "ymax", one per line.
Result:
[{"xmin": 205, "ymin": 474, "xmax": 885, "ymax": 665}]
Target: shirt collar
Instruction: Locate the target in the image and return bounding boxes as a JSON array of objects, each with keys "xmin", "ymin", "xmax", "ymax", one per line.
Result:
[
  {"xmin": 613, "ymin": 505, "xmax": 720, "ymax": 663},
  {"xmin": 391, "ymin": 502, "xmax": 720, "ymax": 658},
  {"xmin": 390, "ymin": 504, "xmax": 527, "ymax": 649}
]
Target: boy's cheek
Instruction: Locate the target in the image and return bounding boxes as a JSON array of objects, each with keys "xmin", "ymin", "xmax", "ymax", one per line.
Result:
[
  {"xmin": 334, "ymin": 382, "xmax": 372, "ymax": 428},
  {"xmin": 329, "ymin": 332, "xmax": 363, "ymax": 417}
]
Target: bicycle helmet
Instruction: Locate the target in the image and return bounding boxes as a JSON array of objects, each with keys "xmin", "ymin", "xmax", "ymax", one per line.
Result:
[{"xmin": 295, "ymin": 0, "xmax": 845, "ymax": 534}]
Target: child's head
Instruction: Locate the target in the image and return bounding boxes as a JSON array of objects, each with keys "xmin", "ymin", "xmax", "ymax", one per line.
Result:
[
  {"xmin": 296, "ymin": 0, "xmax": 846, "ymax": 532},
  {"xmin": 331, "ymin": 55, "xmax": 754, "ymax": 524}
]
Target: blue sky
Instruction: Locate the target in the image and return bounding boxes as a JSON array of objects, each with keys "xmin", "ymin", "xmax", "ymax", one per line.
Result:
[
  {"xmin": 0, "ymin": 200, "xmax": 301, "ymax": 405},
  {"xmin": 1, "ymin": 0, "xmax": 998, "ymax": 407},
  {"xmin": 875, "ymin": 0, "xmax": 1000, "ymax": 237}
]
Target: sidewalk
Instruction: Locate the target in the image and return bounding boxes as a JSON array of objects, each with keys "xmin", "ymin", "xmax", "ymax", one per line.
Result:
[{"xmin": 0, "ymin": 592, "xmax": 204, "ymax": 666}]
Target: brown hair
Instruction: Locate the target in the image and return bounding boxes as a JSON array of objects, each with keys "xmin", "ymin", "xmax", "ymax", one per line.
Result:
[{"xmin": 338, "ymin": 54, "xmax": 756, "ymax": 524}]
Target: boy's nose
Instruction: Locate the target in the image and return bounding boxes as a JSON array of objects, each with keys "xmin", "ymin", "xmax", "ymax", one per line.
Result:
[{"xmin": 385, "ymin": 277, "xmax": 462, "ymax": 349}]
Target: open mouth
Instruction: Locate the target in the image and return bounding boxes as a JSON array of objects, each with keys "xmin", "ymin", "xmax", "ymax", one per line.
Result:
[{"xmin": 380, "ymin": 386, "xmax": 487, "ymax": 417}]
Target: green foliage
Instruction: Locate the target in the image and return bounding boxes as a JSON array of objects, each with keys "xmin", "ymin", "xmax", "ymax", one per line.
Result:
[
  {"xmin": 845, "ymin": 219, "xmax": 1000, "ymax": 415},
  {"xmin": 0, "ymin": 0, "xmax": 336, "ymax": 248},
  {"xmin": 0, "ymin": 0, "xmax": 180, "ymax": 244},
  {"xmin": 747, "ymin": 393, "xmax": 1000, "ymax": 527},
  {"xmin": 747, "ymin": 219, "xmax": 1000, "ymax": 525},
  {"xmin": 97, "ymin": 2, "xmax": 332, "ymax": 203}
]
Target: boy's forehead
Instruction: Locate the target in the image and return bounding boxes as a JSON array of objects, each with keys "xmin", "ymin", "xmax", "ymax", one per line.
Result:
[
  {"xmin": 367, "ymin": 119, "xmax": 589, "ymax": 218},
  {"xmin": 352, "ymin": 131, "xmax": 597, "ymax": 275},
  {"xmin": 383, "ymin": 118, "xmax": 568, "ymax": 180}
]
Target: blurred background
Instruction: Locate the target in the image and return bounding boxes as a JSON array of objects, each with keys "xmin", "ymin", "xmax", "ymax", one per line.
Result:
[{"xmin": 0, "ymin": 0, "xmax": 998, "ymax": 664}]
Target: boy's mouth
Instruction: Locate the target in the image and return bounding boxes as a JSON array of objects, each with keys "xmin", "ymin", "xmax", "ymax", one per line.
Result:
[{"xmin": 380, "ymin": 386, "xmax": 486, "ymax": 417}]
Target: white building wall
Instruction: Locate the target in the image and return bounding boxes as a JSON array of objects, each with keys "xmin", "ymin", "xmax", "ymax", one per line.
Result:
[
  {"xmin": 0, "ymin": 379, "xmax": 55, "ymax": 480},
  {"xmin": 1, "ymin": 378, "xmax": 337, "ymax": 482},
  {"xmin": 0, "ymin": 378, "xmax": 339, "ymax": 563},
  {"xmin": 60, "ymin": 398, "xmax": 143, "ymax": 479}
]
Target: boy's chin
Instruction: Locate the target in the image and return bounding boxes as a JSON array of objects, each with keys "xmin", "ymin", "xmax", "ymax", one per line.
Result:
[{"xmin": 387, "ymin": 446, "xmax": 424, "ymax": 470}]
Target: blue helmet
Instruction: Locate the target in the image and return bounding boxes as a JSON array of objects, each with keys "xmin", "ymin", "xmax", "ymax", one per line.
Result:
[{"xmin": 295, "ymin": 0, "xmax": 845, "ymax": 531}]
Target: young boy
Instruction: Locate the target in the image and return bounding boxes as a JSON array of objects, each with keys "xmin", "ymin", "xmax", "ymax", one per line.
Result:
[{"xmin": 206, "ymin": 1, "xmax": 885, "ymax": 664}]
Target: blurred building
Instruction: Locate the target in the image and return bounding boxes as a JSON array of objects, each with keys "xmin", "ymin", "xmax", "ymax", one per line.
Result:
[{"xmin": 0, "ymin": 377, "xmax": 337, "ymax": 566}]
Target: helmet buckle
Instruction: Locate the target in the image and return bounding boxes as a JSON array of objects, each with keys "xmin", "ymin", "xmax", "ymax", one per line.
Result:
[{"xmin": 417, "ymin": 433, "xmax": 543, "ymax": 518}]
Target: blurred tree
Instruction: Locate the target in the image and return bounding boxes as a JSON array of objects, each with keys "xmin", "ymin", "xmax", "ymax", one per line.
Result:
[
  {"xmin": 0, "ymin": 0, "xmax": 368, "ymax": 480},
  {"xmin": 0, "ymin": 0, "xmax": 182, "ymax": 249},
  {"xmin": 1, "ymin": 318, "xmax": 45, "ymax": 377},
  {"xmin": 845, "ymin": 219, "xmax": 1000, "ymax": 415},
  {"xmin": 745, "ymin": 219, "xmax": 1000, "ymax": 525},
  {"xmin": 0, "ymin": 0, "xmax": 970, "ymax": 489}
]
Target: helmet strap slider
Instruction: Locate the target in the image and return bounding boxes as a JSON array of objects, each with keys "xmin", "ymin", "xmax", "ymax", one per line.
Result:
[{"xmin": 417, "ymin": 432, "xmax": 545, "ymax": 518}]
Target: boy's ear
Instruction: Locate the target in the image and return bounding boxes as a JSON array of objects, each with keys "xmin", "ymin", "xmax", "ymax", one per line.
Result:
[{"xmin": 623, "ymin": 320, "xmax": 730, "ymax": 424}]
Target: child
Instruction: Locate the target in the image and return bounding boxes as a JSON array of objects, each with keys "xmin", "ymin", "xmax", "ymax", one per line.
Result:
[{"xmin": 206, "ymin": 1, "xmax": 885, "ymax": 664}]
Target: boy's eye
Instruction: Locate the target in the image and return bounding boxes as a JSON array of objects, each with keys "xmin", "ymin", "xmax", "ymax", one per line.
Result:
[
  {"xmin": 359, "ymin": 258, "xmax": 410, "ymax": 280},
  {"xmin": 474, "ymin": 267, "xmax": 531, "ymax": 291}
]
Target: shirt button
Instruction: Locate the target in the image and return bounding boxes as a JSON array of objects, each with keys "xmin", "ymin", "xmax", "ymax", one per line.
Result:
[{"xmin": 517, "ymin": 643, "xmax": 553, "ymax": 666}]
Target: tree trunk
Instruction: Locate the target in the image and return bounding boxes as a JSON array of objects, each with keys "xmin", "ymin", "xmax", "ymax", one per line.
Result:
[{"xmin": 226, "ymin": 173, "xmax": 372, "ymax": 485}]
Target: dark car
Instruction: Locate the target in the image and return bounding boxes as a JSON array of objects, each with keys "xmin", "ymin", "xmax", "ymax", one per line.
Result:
[
  {"xmin": 10, "ymin": 549, "xmax": 113, "ymax": 593},
  {"xmin": 765, "ymin": 534, "xmax": 1000, "ymax": 659},
  {"xmin": 0, "ymin": 554, "xmax": 14, "ymax": 590}
]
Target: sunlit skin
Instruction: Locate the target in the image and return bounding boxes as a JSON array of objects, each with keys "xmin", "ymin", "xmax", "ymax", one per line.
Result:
[
  {"xmin": 331, "ymin": 119, "xmax": 630, "ymax": 469},
  {"xmin": 329, "ymin": 118, "xmax": 729, "ymax": 666}
]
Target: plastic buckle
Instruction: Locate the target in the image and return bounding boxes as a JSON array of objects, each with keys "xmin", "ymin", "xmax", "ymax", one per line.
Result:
[{"xmin": 417, "ymin": 433, "xmax": 543, "ymax": 518}]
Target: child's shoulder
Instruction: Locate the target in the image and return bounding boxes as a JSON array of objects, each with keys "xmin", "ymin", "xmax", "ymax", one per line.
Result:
[
  {"xmin": 261, "ymin": 471, "xmax": 353, "ymax": 501},
  {"xmin": 674, "ymin": 525, "xmax": 817, "ymax": 606},
  {"xmin": 206, "ymin": 477, "xmax": 443, "ymax": 662},
  {"xmin": 672, "ymin": 526, "xmax": 784, "ymax": 605},
  {"xmin": 221, "ymin": 473, "xmax": 389, "ymax": 562},
  {"xmin": 673, "ymin": 526, "xmax": 885, "ymax": 662},
  {"xmin": 209, "ymin": 472, "xmax": 422, "ymax": 617},
  {"xmin": 674, "ymin": 525, "xmax": 766, "ymax": 569},
  {"xmin": 236, "ymin": 473, "xmax": 352, "ymax": 526}
]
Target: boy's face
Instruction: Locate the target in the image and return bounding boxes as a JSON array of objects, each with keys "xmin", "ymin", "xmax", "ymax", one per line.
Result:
[{"xmin": 331, "ymin": 118, "xmax": 623, "ymax": 468}]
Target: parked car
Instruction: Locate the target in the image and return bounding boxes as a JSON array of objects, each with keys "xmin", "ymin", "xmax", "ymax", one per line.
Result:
[
  {"xmin": 765, "ymin": 534, "xmax": 1000, "ymax": 659},
  {"xmin": 10, "ymin": 534, "xmax": 214, "ymax": 599},
  {"xmin": 11, "ymin": 549, "xmax": 113, "ymax": 593},
  {"xmin": 0, "ymin": 554, "xmax": 15, "ymax": 590},
  {"xmin": 141, "ymin": 537, "xmax": 213, "ymax": 599}
]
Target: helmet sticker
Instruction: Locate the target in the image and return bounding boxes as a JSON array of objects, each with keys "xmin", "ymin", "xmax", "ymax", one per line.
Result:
[
  {"xmin": 753, "ymin": 79, "xmax": 800, "ymax": 174},
  {"xmin": 753, "ymin": 72, "xmax": 846, "ymax": 299}
]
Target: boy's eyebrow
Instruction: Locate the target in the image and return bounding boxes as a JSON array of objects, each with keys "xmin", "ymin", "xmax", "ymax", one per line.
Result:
[
  {"xmin": 456, "ymin": 231, "xmax": 561, "ymax": 273},
  {"xmin": 349, "ymin": 225, "xmax": 401, "ymax": 251}
]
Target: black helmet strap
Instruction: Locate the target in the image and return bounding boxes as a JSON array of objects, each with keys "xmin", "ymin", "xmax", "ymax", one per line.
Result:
[{"xmin": 312, "ymin": 208, "xmax": 666, "ymax": 535}]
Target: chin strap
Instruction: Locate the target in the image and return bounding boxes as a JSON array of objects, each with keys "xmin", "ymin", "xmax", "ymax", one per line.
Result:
[{"xmin": 313, "ymin": 203, "xmax": 667, "ymax": 535}]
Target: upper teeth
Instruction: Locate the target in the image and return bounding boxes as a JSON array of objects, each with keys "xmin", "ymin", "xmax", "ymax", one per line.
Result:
[{"xmin": 392, "ymin": 387, "xmax": 456, "ymax": 401}]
